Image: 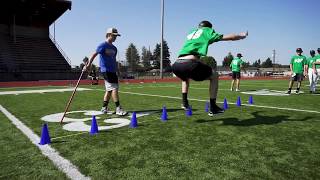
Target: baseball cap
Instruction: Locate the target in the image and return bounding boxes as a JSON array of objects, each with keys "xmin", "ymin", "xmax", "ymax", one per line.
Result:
[
  {"xmin": 317, "ymin": 48, "xmax": 320, "ymax": 52},
  {"xmin": 296, "ymin": 48, "xmax": 303, "ymax": 52},
  {"xmin": 106, "ymin": 28, "xmax": 121, "ymax": 36},
  {"xmin": 237, "ymin": 53, "xmax": 243, "ymax": 57},
  {"xmin": 310, "ymin": 50, "xmax": 315, "ymax": 54}
]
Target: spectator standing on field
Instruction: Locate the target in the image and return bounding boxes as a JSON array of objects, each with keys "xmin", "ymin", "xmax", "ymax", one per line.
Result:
[
  {"xmin": 312, "ymin": 48, "xmax": 320, "ymax": 92},
  {"xmin": 230, "ymin": 53, "xmax": 245, "ymax": 92},
  {"xmin": 306, "ymin": 50, "xmax": 317, "ymax": 93},
  {"xmin": 286, "ymin": 48, "xmax": 307, "ymax": 94}
]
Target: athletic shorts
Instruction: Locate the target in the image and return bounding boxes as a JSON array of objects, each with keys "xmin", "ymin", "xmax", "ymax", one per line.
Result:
[
  {"xmin": 172, "ymin": 59, "xmax": 212, "ymax": 81},
  {"xmin": 232, "ymin": 72, "xmax": 241, "ymax": 79},
  {"xmin": 101, "ymin": 72, "xmax": 119, "ymax": 91},
  {"xmin": 290, "ymin": 73, "xmax": 304, "ymax": 82}
]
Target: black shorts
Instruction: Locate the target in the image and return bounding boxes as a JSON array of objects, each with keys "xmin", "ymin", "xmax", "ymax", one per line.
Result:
[
  {"xmin": 291, "ymin": 73, "xmax": 304, "ymax": 82},
  {"xmin": 172, "ymin": 59, "xmax": 212, "ymax": 81},
  {"xmin": 232, "ymin": 72, "xmax": 241, "ymax": 79},
  {"xmin": 101, "ymin": 72, "xmax": 118, "ymax": 83}
]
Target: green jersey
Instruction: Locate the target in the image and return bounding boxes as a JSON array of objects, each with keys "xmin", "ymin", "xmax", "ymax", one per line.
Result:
[
  {"xmin": 290, "ymin": 55, "xmax": 306, "ymax": 73},
  {"xmin": 178, "ymin": 27, "xmax": 223, "ymax": 57},
  {"xmin": 230, "ymin": 57, "xmax": 244, "ymax": 72},
  {"xmin": 307, "ymin": 56, "xmax": 316, "ymax": 69},
  {"xmin": 314, "ymin": 55, "xmax": 320, "ymax": 69}
]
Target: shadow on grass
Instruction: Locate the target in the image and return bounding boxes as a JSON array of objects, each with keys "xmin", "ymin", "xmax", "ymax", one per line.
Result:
[{"xmin": 196, "ymin": 111, "xmax": 312, "ymax": 126}]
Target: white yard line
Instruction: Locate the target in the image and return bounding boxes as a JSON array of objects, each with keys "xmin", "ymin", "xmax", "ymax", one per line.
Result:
[
  {"xmin": 0, "ymin": 88, "xmax": 91, "ymax": 95},
  {"xmin": 109, "ymin": 90, "xmax": 320, "ymax": 114},
  {"xmin": 0, "ymin": 105, "xmax": 90, "ymax": 180}
]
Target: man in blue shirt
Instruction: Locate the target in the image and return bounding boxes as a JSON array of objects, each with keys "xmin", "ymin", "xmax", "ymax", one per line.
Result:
[{"xmin": 84, "ymin": 28, "xmax": 127, "ymax": 116}]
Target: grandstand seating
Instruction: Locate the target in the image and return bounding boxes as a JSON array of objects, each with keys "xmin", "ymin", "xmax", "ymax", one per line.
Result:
[{"xmin": 0, "ymin": 35, "xmax": 71, "ymax": 72}]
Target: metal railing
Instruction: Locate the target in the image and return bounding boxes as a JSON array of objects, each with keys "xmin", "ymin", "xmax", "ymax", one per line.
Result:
[{"xmin": 49, "ymin": 34, "xmax": 72, "ymax": 66}]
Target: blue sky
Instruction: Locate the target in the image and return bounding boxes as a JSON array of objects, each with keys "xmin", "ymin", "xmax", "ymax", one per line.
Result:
[{"xmin": 50, "ymin": 0, "xmax": 320, "ymax": 67}]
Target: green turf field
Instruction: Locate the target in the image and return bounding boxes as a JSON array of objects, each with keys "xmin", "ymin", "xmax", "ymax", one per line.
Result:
[{"xmin": 0, "ymin": 80, "xmax": 319, "ymax": 179}]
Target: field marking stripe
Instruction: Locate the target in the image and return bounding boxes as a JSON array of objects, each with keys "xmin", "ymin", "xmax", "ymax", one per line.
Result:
[
  {"xmin": 0, "ymin": 105, "xmax": 90, "ymax": 180},
  {"xmin": 112, "ymin": 90, "xmax": 320, "ymax": 114}
]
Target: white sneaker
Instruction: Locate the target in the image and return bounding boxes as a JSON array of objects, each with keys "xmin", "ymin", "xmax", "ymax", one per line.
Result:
[
  {"xmin": 181, "ymin": 104, "xmax": 190, "ymax": 110},
  {"xmin": 230, "ymin": 88, "xmax": 234, "ymax": 91},
  {"xmin": 116, "ymin": 107, "xmax": 128, "ymax": 116},
  {"xmin": 101, "ymin": 107, "xmax": 115, "ymax": 115},
  {"xmin": 236, "ymin": 89, "xmax": 240, "ymax": 92}
]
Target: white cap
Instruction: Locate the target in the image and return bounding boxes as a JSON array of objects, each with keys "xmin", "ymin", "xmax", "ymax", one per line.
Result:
[{"xmin": 106, "ymin": 28, "xmax": 121, "ymax": 36}]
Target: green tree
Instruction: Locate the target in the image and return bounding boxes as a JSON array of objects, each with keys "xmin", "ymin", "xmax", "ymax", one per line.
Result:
[
  {"xmin": 222, "ymin": 52, "xmax": 234, "ymax": 67},
  {"xmin": 261, "ymin": 57, "xmax": 273, "ymax": 68},
  {"xmin": 153, "ymin": 40, "xmax": 171, "ymax": 71},
  {"xmin": 126, "ymin": 43, "xmax": 140, "ymax": 72},
  {"xmin": 252, "ymin": 59, "xmax": 261, "ymax": 68},
  {"xmin": 200, "ymin": 56, "xmax": 217, "ymax": 69},
  {"xmin": 242, "ymin": 61, "xmax": 250, "ymax": 68},
  {"xmin": 141, "ymin": 46, "xmax": 152, "ymax": 69}
]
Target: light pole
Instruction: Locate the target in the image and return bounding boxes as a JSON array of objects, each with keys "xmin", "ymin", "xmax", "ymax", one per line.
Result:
[{"xmin": 160, "ymin": 0, "xmax": 164, "ymax": 79}]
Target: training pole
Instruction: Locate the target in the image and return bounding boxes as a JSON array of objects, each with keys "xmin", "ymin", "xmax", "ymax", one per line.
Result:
[{"xmin": 60, "ymin": 70, "xmax": 85, "ymax": 124}]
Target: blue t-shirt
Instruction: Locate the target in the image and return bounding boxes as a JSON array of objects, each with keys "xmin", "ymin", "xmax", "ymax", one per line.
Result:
[{"xmin": 96, "ymin": 42, "xmax": 117, "ymax": 72}]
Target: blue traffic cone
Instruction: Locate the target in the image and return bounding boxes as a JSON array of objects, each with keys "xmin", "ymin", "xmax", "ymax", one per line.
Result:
[
  {"xmin": 186, "ymin": 106, "xmax": 192, "ymax": 117},
  {"xmin": 223, "ymin": 97, "xmax": 229, "ymax": 110},
  {"xmin": 130, "ymin": 112, "xmax": 138, "ymax": 128},
  {"xmin": 236, "ymin": 96, "xmax": 241, "ymax": 107},
  {"xmin": 90, "ymin": 115, "xmax": 99, "ymax": 135},
  {"xmin": 205, "ymin": 101, "xmax": 210, "ymax": 112},
  {"xmin": 39, "ymin": 123, "xmax": 51, "ymax": 145},
  {"xmin": 161, "ymin": 106, "xmax": 168, "ymax": 121},
  {"xmin": 248, "ymin": 95, "xmax": 253, "ymax": 104}
]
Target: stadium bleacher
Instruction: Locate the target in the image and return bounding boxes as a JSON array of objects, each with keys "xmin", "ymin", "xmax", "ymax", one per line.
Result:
[{"xmin": 0, "ymin": 0, "xmax": 79, "ymax": 81}]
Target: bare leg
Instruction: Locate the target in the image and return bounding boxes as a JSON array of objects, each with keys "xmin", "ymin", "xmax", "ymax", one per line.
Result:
[
  {"xmin": 209, "ymin": 72, "xmax": 219, "ymax": 99},
  {"xmin": 288, "ymin": 81, "xmax": 294, "ymax": 89},
  {"xmin": 286, "ymin": 80, "xmax": 294, "ymax": 94},
  {"xmin": 182, "ymin": 80, "xmax": 189, "ymax": 93},
  {"xmin": 111, "ymin": 89, "xmax": 119, "ymax": 102},
  {"xmin": 208, "ymin": 71, "xmax": 224, "ymax": 114},
  {"xmin": 236, "ymin": 79, "xmax": 240, "ymax": 90},
  {"xmin": 181, "ymin": 79, "xmax": 189, "ymax": 108},
  {"xmin": 230, "ymin": 80, "xmax": 235, "ymax": 90},
  {"xmin": 104, "ymin": 91, "xmax": 112, "ymax": 102}
]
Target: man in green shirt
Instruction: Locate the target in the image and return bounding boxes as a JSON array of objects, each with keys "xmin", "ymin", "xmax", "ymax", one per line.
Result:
[
  {"xmin": 230, "ymin": 53, "xmax": 245, "ymax": 91},
  {"xmin": 312, "ymin": 48, "xmax": 320, "ymax": 92},
  {"xmin": 286, "ymin": 48, "xmax": 307, "ymax": 94},
  {"xmin": 306, "ymin": 50, "xmax": 317, "ymax": 93},
  {"xmin": 172, "ymin": 20, "xmax": 248, "ymax": 116}
]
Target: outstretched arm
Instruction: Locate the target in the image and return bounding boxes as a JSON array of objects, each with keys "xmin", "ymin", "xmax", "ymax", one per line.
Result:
[
  {"xmin": 83, "ymin": 52, "xmax": 98, "ymax": 71},
  {"xmin": 313, "ymin": 62, "xmax": 320, "ymax": 74},
  {"xmin": 221, "ymin": 31, "xmax": 248, "ymax": 41}
]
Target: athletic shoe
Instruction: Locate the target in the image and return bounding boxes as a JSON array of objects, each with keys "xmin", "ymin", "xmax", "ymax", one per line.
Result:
[
  {"xmin": 101, "ymin": 107, "xmax": 115, "ymax": 115},
  {"xmin": 181, "ymin": 104, "xmax": 190, "ymax": 110},
  {"xmin": 295, "ymin": 90, "xmax": 299, "ymax": 94},
  {"xmin": 285, "ymin": 90, "xmax": 291, "ymax": 94},
  {"xmin": 230, "ymin": 88, "xmax": 234, "ymax": 91},
  {"xmin": 208, "ymin": 105, "xmax": 224, "ymax": 116},
  {"xmin": 235, "ymin": 89, "xmax": 240, "ymax": 92},
  {"xmin": 116, "ymin": 107, "xmax": 128, "ymax": 116}
]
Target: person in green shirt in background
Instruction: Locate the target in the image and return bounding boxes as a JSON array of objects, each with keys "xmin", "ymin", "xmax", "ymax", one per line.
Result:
[
  {"xmin": 172, "ymin": 20, "xmax": 248, "ymax": 116},
  {"xmin": 312, "ymin": 48, "xmax": 320, "ymax": 92},
  {"xmin": 286, "ymin": 48, "xmax": 307, "ymax": 94},
  {"xmin": 230, "ymin": 53, "xmax": 245, "ymax": 91},
  {"xmin": 306, "ymin": 50, "xmax": 317, "ymax": 93}
]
